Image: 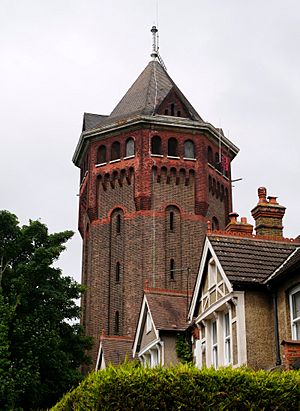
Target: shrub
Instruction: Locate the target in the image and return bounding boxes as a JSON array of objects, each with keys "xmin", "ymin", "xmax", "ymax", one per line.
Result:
[{"xmin": 52, "ymin": 363, "xmax": 300, "ymax": 411}]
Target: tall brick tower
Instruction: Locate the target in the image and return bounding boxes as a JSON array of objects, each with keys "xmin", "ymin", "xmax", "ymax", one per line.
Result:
[{"xmin": 73, "ymin": 28, "xmax": 239, "ymax": 365}]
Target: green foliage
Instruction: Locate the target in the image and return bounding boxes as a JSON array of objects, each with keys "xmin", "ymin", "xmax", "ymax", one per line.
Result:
[
  {"xmin": 175, "ymin": 333, "xmax": 193, "ymax": 363},
  {"xmin": 52, "ymin": 363, "xmax": 300, "ymax": 411},
  {"xmin": 0, "ymin": 210, "xmax": 92, "ymax": 410}
]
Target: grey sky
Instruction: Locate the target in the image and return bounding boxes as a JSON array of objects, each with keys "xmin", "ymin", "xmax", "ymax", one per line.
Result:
[{"xmin": 1, "ymin": 0, "xmax": 300, "ymax": 284}]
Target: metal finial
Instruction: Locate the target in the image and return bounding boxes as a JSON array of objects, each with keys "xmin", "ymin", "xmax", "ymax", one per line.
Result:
[{"xmin": 151, "ymin": 25, "xmax": 158, "ymax": 59}]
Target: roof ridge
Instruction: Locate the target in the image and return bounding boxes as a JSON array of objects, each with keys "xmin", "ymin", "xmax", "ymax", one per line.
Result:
[{"xmin": 208, "ymin": 230, "xmax": 299, "ymax": 244}]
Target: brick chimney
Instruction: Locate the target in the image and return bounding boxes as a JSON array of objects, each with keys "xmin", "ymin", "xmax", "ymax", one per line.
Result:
[
  {"xmin": 225, "ymin": 212, "xmax": 253, "ymax": 235},
  {"xmin": 251, "ymin": 187, "xmax": 286, "ymax": 238}
]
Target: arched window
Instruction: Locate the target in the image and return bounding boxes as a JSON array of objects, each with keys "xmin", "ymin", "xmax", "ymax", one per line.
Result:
[
  {"xmin": 207, "ymin": 146, "xmax": 213, "ymax": 164},
  {"xmin": 168, "ymin": 138, "xmax": 178, "ymax": 157},
  {"xmin": 170, "ymin": 259, "xmax": 175, "ymax": 280},
  {"xmin": 115, "ymin": 311, "xmax": 120, "ymax": 335},
  {"xmin": 212, "ymin": 217, "xmax": 219, "ymax": 231},
  {"xmin": 111, "ymin": 141, "xmax": 120, "ymax": 161},
  {"xmin": 116, "ymin": 214, "xmax": 121, "ymax": 234},
  {"xmin": 116, "ymin": 262, "xmax": 120, "ymax": 282},
  {"xmin": 151, "ymin": 136, "xmax": 162, "ymax": 155},
  {"xmin": 125, "ymin": 138, "xmax": 135, "ymax": 157},
  {"xmin": 97, "ymin": 145, "xmax": 106, "ymax": 164},
  {"xmin": 184, "ymin": 140, "xmax": 195, "ymax": 159},
  {"xmin": 169, "ymin": 211, "xmax": 174, "ymax": 231}
]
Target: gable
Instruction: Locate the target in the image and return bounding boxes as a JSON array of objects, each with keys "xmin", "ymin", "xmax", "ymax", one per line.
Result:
[
  {"xmin": 189, "ymin": 237, "xmax": 232, "ymax": 320},
  {"xmin": 156, "ymin": 87, "xmax": 191, "ymax": 118},
  {"xmin": 133, "ymin": 295, "xmax": 158, "ymax": 356}
]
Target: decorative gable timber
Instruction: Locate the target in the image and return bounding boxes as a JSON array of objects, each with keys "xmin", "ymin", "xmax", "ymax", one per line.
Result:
[
  {"xmin": 188, "ymin": 237, "xmax": 233, "ymax": 321},
  {"xmin": 132, "ymin": 294, "xmax": 159, "ymax": 357}
]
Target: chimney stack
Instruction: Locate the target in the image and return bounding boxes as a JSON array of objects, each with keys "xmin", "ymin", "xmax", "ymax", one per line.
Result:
[
  {"xmin": 225, "ymin": 212, "xmax": 253, "ymax": 235},
  {"xmin": 251, "ymin": 187, "xmax": 286, "ymax": 238}
]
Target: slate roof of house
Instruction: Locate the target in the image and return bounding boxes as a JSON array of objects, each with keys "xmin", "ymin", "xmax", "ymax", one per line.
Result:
[
  {"xmin": 100, "ymin": 336, "xmax": 133, "ymax": 366},
  {"xmin": 82, "ymin": 113, "xmax": 109, "ymax": 131},
  {"xmin": 267, "ymin": 247, "xmax": 300, "ymax": 283},
  {"xmin": 146, "ymin": 289, "xmax": 189, "ymax": 331},
  {"xmin": 208, "ymin": 234, "xmax": 300, "ymax": 286}
]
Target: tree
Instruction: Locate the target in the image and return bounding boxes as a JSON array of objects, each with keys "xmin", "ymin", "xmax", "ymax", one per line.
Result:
[{"xmin": 0, "ymin": 210, "xmax": 92, "ymax": 410}]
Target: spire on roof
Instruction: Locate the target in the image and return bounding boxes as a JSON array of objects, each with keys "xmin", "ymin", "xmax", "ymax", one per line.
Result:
[{"xmin": 150, "ymin": 25, "xmax": 167, "ymax": 71}]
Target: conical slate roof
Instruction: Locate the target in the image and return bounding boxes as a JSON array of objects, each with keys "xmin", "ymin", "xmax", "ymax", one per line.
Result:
[{"xmin": 108, "ymin": 60, "xmax": 203, "ymax": 122}]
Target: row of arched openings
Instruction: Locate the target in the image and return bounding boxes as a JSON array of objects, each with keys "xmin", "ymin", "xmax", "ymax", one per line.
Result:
[
  {"xmin": 151, "ymin": 136, "xmax": 195, "ymax": 159},
  {"xmin": 208, "ymin": 176, "xmax": 228, "ymax": 201},
  {"xmin": 96, "ymin": 138, "xmax": 135, "ymax": 164}
]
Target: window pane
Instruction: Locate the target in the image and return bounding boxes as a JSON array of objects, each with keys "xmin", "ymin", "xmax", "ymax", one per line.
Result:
[
  {"xmin": 126, "ymin": 138, "xmax": 135, "ymax": 157},
  {"xmin": 111, "ymin": 142, "xmax": 120, "ymax": 160},
  {"xmin": 184, "ymin": 140, "xmax": 195, "ymax": 158},
  {"xmin": 224, "ymin": 313, "xmax": 230, "ymax": 337},
  {"xmin": 151, "ymin": 136, "xmax": 162, "ymax": 155},
  {"xmin": 292, "ymin": 291, "xmax": 300, "ymax": 320},
  {"xmin": 212, "ymin": 321, "xmax": 217, "ymax": 344},
  {"xmin": 168, "ymin": 138, "xmax": 178, "ymax": 157}
]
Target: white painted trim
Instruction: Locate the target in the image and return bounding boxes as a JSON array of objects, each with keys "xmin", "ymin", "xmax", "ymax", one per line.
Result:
[
  {"xmin": 95, "ymin": 341, "xmax": 103, "ymax": 371},
  {"xmin": 183, "ymin": 157, "xmax": 196, "ymax": 161},
  {"xmin": 138, "ymin": 338, "xmax": 161, "ymax": 357},
  {"xmin": 235, "ymin": 291, "xmax": 247, "ymax": 365},
  {"xmin": 289, "ymin": 284, "xmax": 300, "ymax": 339},
  {"xmin": 124, "ymin": 155, "xmax": 135, "ymax": 160},
  {"xmin": 188, "ymin": 237, "xmax": 233, "ymax": 321},
  {"xmin": 132, "ymin": 294, "xmax": 159, "ymax": 356},
  {"xmin": 264, "ymin": 248, "xmax": 299, "ymax": 283},
  {"xmin": 110, "ymin": 158, "xmax": 121, "ymax": 164},
  {"xmin": 95, "ymin": 162, "xmax": 107, "ymax": 167},
  {"xmin": 194, "ymin": 292, "xmax": 235, "ymax": 324}
]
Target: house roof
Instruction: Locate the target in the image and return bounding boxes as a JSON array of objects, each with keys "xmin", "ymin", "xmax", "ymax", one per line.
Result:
[
  {"xmin": 208, "ymin": 234, "xmax": 299, "ymax": 286},
  {"xmin": 145, "ymin": 289, "xmax": 189, "ymax": 331},
  {"xmin": 82, "ymin": 113, "xmax": 108, "ymax": 132},
  {"xmin": 100, "ymin": 336, "xmax": 134, "ymax": 366},
  {"xmin": 266, "ymin": 247, "xmax": 300, "ymax": 283},
  {"xmin": 108, "ymin": 60, "xmax": 203, "ymax": 123}
]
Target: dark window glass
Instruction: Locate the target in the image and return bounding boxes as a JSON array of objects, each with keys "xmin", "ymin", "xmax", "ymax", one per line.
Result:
[
  {"xmin": 170, "ymin": 259, "xmax": 175, "ymax": 280},
  {"xmin": 170, "ymin": 211, "xmax": 174, "ymax": 231},
  {"xmin": 184, "ymin": 140, "xmax": 195, "ymax": 159},
  {"xmin": 116, "ymin": 262, "xmax": 120, "ymax": 282},
  {"xmin": 207, "ymin": 146, "xmax": 213, "ymax": 163},
  {"xmin": 171, "ymin": 103, "xmax": 175, "ymax": 116},
  {"xmin": 97, "ymin": 145, "xmax": 106, "ymax": 164},
  {"xmin": 111, "ymin": 141, "xmax": 120, "ymax": 161},
  {"xmin": 212, "ymin": 217, "xmax": 219, "ymax": 231},
  {"xmin": 116, "ymin": 214, "xmax": 121, "ymax": 234},
  {"xmin": 115, "ymin": 311, "xmax": 120, "ymax": 335},
  {"xmin": 168, "ymin": 138, "xmax": 178, "ymax": 157},
  {"xmin": 125, "ymin": 138, "xmax": 135, "ymax": 157},
  {"xmin": 151, "ymin": 136, "xmax": 162, "ymax": 155}
]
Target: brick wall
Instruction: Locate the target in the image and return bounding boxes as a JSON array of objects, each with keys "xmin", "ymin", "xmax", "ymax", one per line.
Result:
[
  {"xmin": 281, "ymin": 340, "xmax": 300, "ymax": 369},
  {"xmin": 79, "ymin": 125, "xmax": 234, "ymax": 367}
]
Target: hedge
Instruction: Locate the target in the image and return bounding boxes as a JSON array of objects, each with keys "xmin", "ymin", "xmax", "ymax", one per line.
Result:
[{"xmin": 52, "ymin": 363, "xmax": 300, "ymax": 411}]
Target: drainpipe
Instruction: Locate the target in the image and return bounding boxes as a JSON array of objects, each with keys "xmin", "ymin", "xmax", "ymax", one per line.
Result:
[{"xmin": 272, "ymin": 291, "xmax": 281, "ymax": 366}]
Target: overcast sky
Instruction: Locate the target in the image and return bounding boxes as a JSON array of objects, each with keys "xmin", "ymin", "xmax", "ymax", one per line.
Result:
[{"xmin": 1, "ymin": 0, "xmax": 300, "ymax": 284}]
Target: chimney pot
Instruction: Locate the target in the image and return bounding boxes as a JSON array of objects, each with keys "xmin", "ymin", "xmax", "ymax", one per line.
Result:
[
  {"xmin": 229, "ymin": 212, "xmax": 239, "ymax": 223},
  {"xmin": 258, "ymin": 187, "xmax": 267, "ymax": 203},
  {"xmin": 207, "ymin": 220, "xmax": 212, "ymax": 234},
  {"xmin": 241, "ymin": 217, "xmax": 247, "ymax": 224},
  {"xmin": 268, "ymin": 196, "xmax": 278, "ymax": 205}
]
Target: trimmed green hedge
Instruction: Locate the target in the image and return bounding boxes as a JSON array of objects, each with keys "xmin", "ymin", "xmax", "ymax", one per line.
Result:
[{"xmin": 52, "ymin": 363, "xmax": 300, "ymax": 411}]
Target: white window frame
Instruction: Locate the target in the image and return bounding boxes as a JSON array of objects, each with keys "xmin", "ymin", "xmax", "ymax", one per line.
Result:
[
  {"xmin": 211, "ymin": 320, "xmax": 218, "ymax": 368},
  {"xmin": 224, "ymin": 311, "xmax": 231, "ymax": 365},
  {"xmin": 290, "ymin": 285, "xmax": 300, "ymax": 340}
]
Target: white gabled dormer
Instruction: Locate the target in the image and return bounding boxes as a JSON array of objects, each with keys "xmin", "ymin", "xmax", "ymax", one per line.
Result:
[{"xmin": 189, "ymin": 236, "xmax": 247, "ymax": 369}]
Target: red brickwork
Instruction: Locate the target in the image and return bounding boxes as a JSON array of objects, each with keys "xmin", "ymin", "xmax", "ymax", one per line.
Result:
[
  {"xmin": 281, "ymin": 340, "xmax": 300, "ymax": 369},
  {"xmin": 78, "ymin": 125, "xmax": 234, "ymax": 366}
]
